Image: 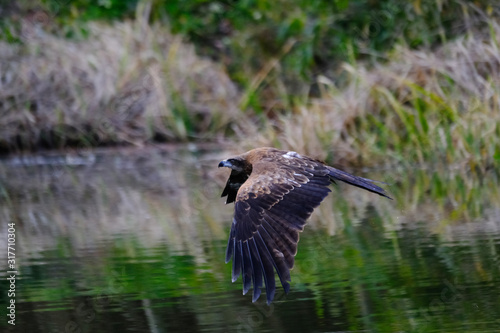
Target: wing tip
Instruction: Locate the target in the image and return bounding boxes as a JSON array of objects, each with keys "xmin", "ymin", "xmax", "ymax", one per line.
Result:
[
  {"xmin": 225, "ymin": 249, "xmax": 233, "ymax": 263},
  {"xmin": 252, "ymin": 288, "xmax": 262, "ymax": 302},
  {"xmin": 266, "ymin": 289, "xmax": 276, "ymax": 305},
  {"xmin": 282, "ymin": 281, "xmax": 291, "ymax": 294}
]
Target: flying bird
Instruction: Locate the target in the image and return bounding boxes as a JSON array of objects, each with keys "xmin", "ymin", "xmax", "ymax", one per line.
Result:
[{"xmin": 218, "ymin": 147, "xmax": 391, "ymax": 304}]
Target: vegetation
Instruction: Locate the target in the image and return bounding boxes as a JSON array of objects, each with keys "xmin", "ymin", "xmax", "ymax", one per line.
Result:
[
  {"xmin": 0, "ymin": 2, "xmax": 499, "ymax": 181},
  {"xmin": 0, "ymin": 20, "xmax": 241, "ymax": 150}
]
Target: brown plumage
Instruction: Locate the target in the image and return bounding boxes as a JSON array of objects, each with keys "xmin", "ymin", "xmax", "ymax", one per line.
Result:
[{"xmin": 218, "ymin": 147, "xmax": 391, "ymax": 304}]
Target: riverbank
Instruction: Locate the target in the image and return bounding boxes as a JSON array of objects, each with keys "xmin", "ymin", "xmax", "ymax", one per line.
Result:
[{"xmin": 0, "ymin": 8, "xmax": 499, "ymax": 173}]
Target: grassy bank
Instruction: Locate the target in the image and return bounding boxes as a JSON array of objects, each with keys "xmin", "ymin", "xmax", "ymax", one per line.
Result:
[
  {"xmin": 0, "ymin": 3, "xmax": 499, "ymax": 176},
  {"xmin": 0, "ymin": 19, "xmax": 241, "ymax": 151},
  {"xmin": 249, "ymin": 23, "xmax": 500, "ymax": 170}
]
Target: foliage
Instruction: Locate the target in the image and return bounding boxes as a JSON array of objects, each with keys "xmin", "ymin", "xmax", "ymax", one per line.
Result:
[{"xmin": 30, "ymin": 1, "xmax": 500, "ymax": 101}]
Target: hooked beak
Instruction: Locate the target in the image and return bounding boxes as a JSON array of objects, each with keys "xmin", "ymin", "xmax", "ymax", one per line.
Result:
[{"xmin": 218, "ymin": 160, "xmax": 232, "ymax": 168}]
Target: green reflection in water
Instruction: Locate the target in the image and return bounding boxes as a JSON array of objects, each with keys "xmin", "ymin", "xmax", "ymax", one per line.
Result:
[{"xmin": 13, "ymin": 225, "xmax": 500, "ymax": 333}]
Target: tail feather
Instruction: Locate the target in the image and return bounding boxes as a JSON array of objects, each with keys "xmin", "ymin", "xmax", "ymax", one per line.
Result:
[{"xmin": 326, "ymin": 166, "xmax": 392, "ymax": 199}]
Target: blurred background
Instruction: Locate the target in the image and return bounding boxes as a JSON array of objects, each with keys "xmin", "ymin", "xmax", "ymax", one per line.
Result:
[{"xmin": 0, "ymin": 1, "xmax": 499, "ymax": 332}]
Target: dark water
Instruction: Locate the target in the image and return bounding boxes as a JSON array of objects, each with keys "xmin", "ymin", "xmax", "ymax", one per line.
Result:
[{"xmin": 1, "ymin": 146, "xmax": 499, "ymax": 332}]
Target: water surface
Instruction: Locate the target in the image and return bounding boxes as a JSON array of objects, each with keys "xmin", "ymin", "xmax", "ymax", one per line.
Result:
[{"xmin": 1, "ymin": 146, "xmax": 499, "ymax": 332}]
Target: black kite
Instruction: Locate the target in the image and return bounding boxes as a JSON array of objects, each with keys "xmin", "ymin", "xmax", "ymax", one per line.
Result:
[{"xmin": 218, "ymin": 147, "xmax": 391, "ymax": 304}]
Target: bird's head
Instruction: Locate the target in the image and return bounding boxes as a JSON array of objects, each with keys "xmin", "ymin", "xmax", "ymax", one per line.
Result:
[{"xmin": 218, "ymin": 157, "xmax": 247, "ymax": 173}]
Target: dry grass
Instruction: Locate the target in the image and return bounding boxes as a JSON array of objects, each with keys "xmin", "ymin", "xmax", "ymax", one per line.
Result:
[{"xmin": 0, "ymin": 19, "xmax": 241, "ymax": 152}]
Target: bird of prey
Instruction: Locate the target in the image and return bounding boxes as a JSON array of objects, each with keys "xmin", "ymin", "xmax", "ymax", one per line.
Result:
[{"xmin": 218, "ymin": 147, "xmax": 391, "ymax": 304}]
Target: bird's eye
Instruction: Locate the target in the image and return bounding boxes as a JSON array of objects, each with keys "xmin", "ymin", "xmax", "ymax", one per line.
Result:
[{"xmin": 226, "ymin": 159, "xmax": 238, "ymax": 167}]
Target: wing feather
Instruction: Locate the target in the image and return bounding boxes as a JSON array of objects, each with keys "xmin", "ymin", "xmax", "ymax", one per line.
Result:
[
  {"xmin": 241, "ymin": 240, "xmax": 252, "ymax": 295},
  {"xmin": 258, "ymin": 223, "xmax": 291, "ymax": 293},
  {"xmin": 247, "ymin": 240, "xmax": 263, "ymax": 301},
  {"xmin": 232, "ymin": 238, "xmax": 242, "ymax": 282},
  {"xmin": 225, "ymin": 226, "xmax": 235, "ymax": 263},
  {"xmin": 262, "ymin": 217, "xmax": 296, "ymax": 267},
  {"xmin": 254, "ymin": 231, "xmax": 276, "ymax": 304}
]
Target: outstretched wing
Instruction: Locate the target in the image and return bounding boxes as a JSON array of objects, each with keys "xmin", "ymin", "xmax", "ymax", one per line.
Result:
[{"xmin": 225, "ymin": 154, "xmax": 332, "ymax": 304}]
